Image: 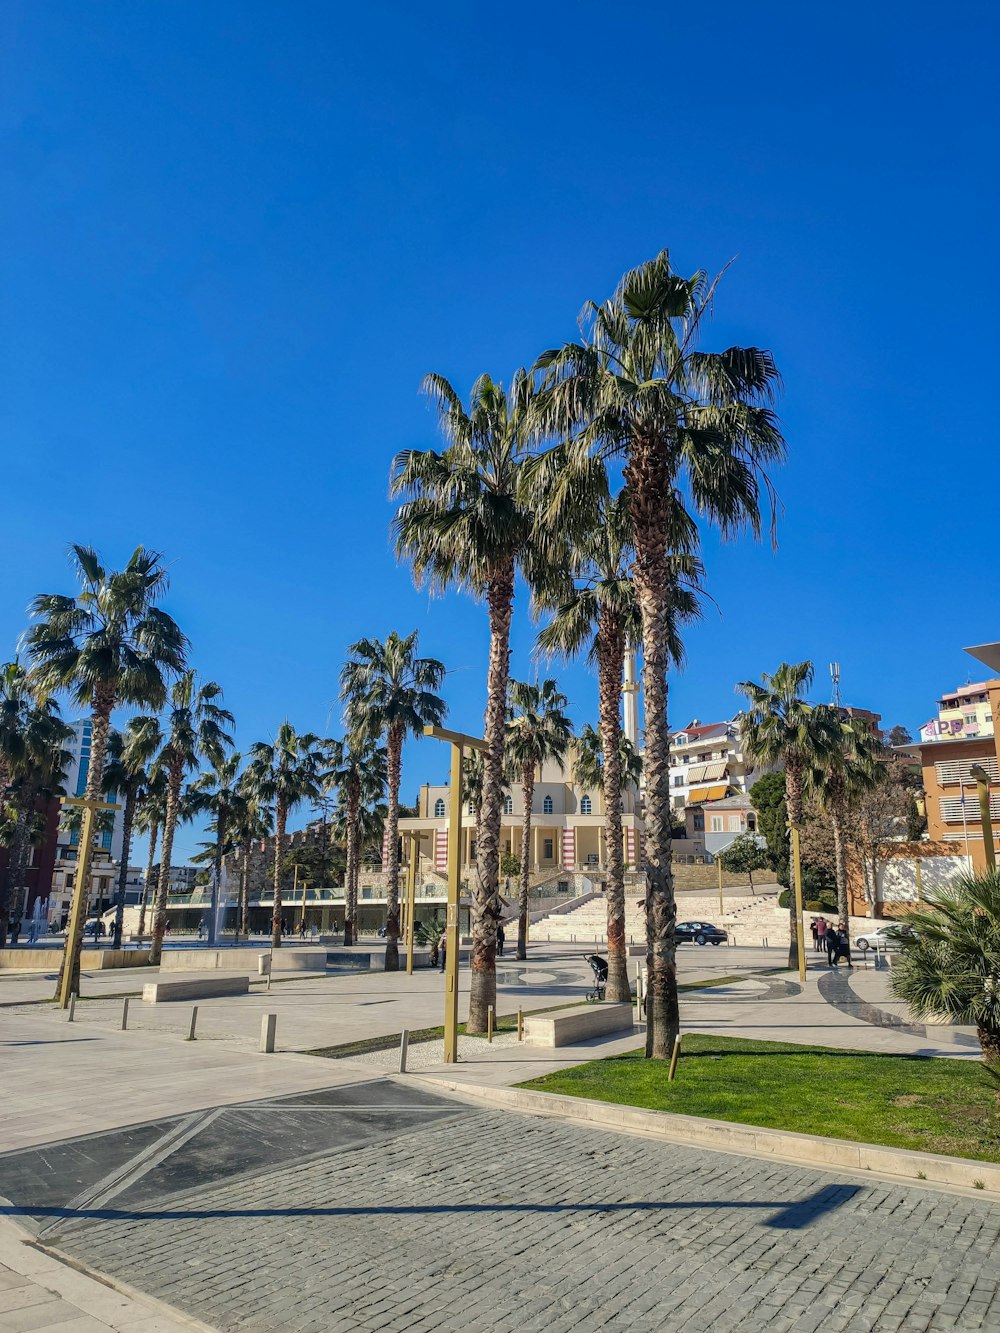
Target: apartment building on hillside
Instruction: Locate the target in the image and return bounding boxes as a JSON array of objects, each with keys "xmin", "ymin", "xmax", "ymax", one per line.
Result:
[{"xmin": 667, "ymin": 717, "xmax": 761, "ymax": 812}]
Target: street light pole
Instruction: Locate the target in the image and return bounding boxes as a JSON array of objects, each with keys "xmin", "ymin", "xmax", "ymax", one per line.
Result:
[
  {"xmin": 970, "ymin": 765, "xmax": 996, "ymax": 871},
  {"xmin": 57, "ymin": 794, "xmax": 119, "ymax": 1009},
  {"xmin": 424, "ymin": 725, "xmax": 488, "ymax": 1064}
]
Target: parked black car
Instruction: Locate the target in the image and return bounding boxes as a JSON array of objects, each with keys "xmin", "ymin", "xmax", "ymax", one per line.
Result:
[{"xmin": 675, "ymin": 921, "xmax": 728, "ymax": 946}]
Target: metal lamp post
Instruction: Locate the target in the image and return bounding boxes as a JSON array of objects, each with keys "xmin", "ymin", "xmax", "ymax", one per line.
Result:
[
  {"xmin": 970, "ymin": 764, "xmax": 996, "ymax": 871},
  {"xmin": 423, "ymin": 724, "xmax": 488, "ymax": 1063}
]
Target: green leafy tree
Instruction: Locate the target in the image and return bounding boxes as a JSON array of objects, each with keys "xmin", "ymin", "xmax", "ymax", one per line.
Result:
[
  {"xmin": 391, "ymin": 370, "xmax": 550, "ymax": 1031},
  {"xmin": 887, "ymin": 724, "xmax": 913, "ymax": 748},
  {"xmin": 102, "ymin": 718, "xmax": 160, "ymax": 947},
  {"xmin": 246, "ymin": 724, "xmax": 325, "ymax": 949},
  {"xmin": 809, "ymin": 721, "xmax": 885, "ymax": 931},
  {"xmin": 536, "ymin": 490, "xmax": 697, "ymax": 1001},
  {"xmin": 717, "ymin": 833, "xmax": 769, "ymax": 893},
  {"xmin": 504, "ymin": 679, "xmax": 573, "ymax": 961},
  {"xmin": 231, "ymin": 781, "xmax": 272, "ymax": 938},
  {"xmin": 890, "ymin": 871, "xmax": 1000, "ymax": 1064},
  {"xmin": 0, "ymin": 662, "xmax": 72, "ymax": 938},
  {"xmin": 749, "ymin": 771, "xmax": 789, "ymax": 887},
  {"xmin": 737, "ymin": 662, "xmax": 841, "ymax": 966},
  {"xmin": 341, "ymin": 631, "xmax": 446, "ymax": 970},
  {"xmin": 536, "ymin": 252, "xmax": 785, "ymax": 1056},
  {"xmin": 145, "ymin": 673, "xmax": 234, "ymax": 963},
  {"xmin": 24, "ymin": 546, "xmax": 186, "ymax": 994}
]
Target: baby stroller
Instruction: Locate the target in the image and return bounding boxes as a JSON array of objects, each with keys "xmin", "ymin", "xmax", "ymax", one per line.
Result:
[{"xmin": 584, "ymin": 953, "xmax": 608, "ymax": 1002}]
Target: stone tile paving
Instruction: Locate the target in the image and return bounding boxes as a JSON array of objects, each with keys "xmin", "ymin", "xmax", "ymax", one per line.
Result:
[{"xmin": 33, "ymin": 1092, "xmax": 1000, "ymax": 1333}]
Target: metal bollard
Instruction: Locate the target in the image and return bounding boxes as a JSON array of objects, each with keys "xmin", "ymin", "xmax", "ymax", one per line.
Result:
[
  {"xmin": 186, "ymin": 1006, "xmax": 199, "ymax": 1041},
  {"xmin": 398, "ymin": 1028, "xmax": 409, "ymax": 1073},
  {"xmin": 487, "ymin": 1005, "xmax": 494, "ymax": 1043},
  {"xmin": 260, "ymin": 1013, "xmax": 277, "ymax": 1053},
  {"xmin": 67, "ymin": 993, "xmax": 77, "ymax": 1023},
  {"xmin": 121, "ymin": 997, "xmax": 129, "ymax": 1031},
  {"xmin": 517, "ymin": 1007, "xmax": 523, "ymax": 1041}
]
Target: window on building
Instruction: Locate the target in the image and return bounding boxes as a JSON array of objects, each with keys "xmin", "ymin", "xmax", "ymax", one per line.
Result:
[
  {"xmin": 728, "ymin": 816, "xmax": 742, "ymax": 832},
  {"xmin": 675, "ymin": 795, "xmax": 686, "ymax": 808},
  {"xmin": 503, "ymin": 794, "xmax": 513, "ymax": 815},
  {"xmin": 692, "ymin": 812, "xmax": 704, "ymax": 831},
  {"xmin": 673, "ymin": 776, "xmax": 684, "ymax": 787},
  {"xmin": 434, "ymin": 798, "xmax": 445, "ymax": 818},
  {"xmin": 747, "ymin": 816, "xmax": 757, "ymax": 833},
  {"xmin": 543, "ymin": 839, "xmax": 553, "ymax": 859},
  {"xmin": 964, "ymin": 714, "xmax": 978, "ymax": 727},
  {"xmin": 580, "ymin": 795, "xmax": 592, "ymax": 815},
  {"xmin": 543, "ymin": 795, "xmax": 553, "ymax": 814},
  {"xmin": 710, "ymin": 816, "xmax": 724, "ymax": 832}
]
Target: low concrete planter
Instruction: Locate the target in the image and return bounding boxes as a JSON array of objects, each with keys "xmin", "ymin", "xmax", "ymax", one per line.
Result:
[
  {"xmin": 523, "ymin": 1003, "xmax": 634, "ymax": 1048},
  {"xmin": 142, "ymin": 975, "xmax": 250, "ymax": 1002},
  {"xmin": 160, "ymin": 948, "xmax": 324, "ymax": 973},
  {"xmin": 423, "ymin": 1079, "xmax": 1000, "ymax": 1195},
  {"xmin": 0, "ymin": 947, "xmax": 151, "ymax": 971}
]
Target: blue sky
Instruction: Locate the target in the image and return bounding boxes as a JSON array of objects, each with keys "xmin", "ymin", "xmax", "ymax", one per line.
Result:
[{"xmin": 2, "ymin": 1, "xmax": 997, "ymax": 858}]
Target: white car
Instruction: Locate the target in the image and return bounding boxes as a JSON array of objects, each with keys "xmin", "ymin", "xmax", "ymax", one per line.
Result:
[{"xmin": 854, "ymin": 925, "xmax": 911, "ymax": 952}]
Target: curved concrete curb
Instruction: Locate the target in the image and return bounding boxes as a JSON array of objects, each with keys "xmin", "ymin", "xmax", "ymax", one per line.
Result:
[{"xmin": 414, "ymin": 1076, "xmax": 1000, "ymax": 1196}]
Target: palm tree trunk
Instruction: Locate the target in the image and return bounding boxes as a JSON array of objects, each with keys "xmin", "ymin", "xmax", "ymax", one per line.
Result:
[
  {"xmin": 383, "ymin": 725, "xmax": 403, "ymax": 971},
  {"xmin": 785, "ymin": 761, "xmax": 804, "ymax": 969},
  {"xmin": 149, "ymin": 762, "xmax": 183, "ymax": 966},
  {"xmin": 111, "ymin": 786, "xmax": 136, "ymax": 949},
  {"xmin": 208, "ymin": 809, "xmax": 226, "ymax": 947},
  {"xmin": 5, "ymin": 806, "xmax": 30, "ymax": 940},
  {"xmin": 239, "ymin": 838, "xmax": 251, "ymax": 938},
  {"xmin": 831, "ymin": 801, "xmax": 849, "ymax": 935},
  {"xmin": 597, "ymin": 612, "xmax": 630, "ymax": 1002},
  {"xmin": 137, "ymin": 820, "xmax": 158, "ymax": 937},
  {"xmin": 56, "ymin": 691, "xmax": 115, "ymax": 1000},
  {"xmin": 976, "ymin": 1025, "xmax": 1000, "ymax": 1064},
  {"xmin": 627, "ymin": 440, "xmax": 679, "ymax": 1059},
  {"xmin": 271, "ymin": 799, "xmax": 287, "ymax": 949},
  {"xmin": 344, "ymin": 776, "xmax": 360, "ymax": 946},
  {"xmin": 469, "ymin": 563, "xmax": 514, "ymax": 1033},
  {"xmin": 516, "ymin": 764, "xmax": 534, "ymax": 961}
]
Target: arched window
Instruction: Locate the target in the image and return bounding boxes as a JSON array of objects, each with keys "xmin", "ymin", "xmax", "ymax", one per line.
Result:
[
  {"xmin": 580, "ymin": 794, "xmax": 592, "ymax": 815},
  {"xmin": 503, "ymin": 794, "xmax": 513, "ymax": 815},
  {"xmin": 543, "ymin": 795, "xmax": 553, "ymax": 814},
  {"xmin": 434, "ymin": 798, "xmax": 445, "ymax": 818}
]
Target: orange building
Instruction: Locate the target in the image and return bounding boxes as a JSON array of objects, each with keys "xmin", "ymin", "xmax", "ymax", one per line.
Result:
[{"xmin": 912, "ymin": 643, "xmax": 1000, "ymax": 873}]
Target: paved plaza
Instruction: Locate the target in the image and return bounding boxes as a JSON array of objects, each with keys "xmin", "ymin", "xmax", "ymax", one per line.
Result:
[{"xmin": 0, "ymin": 943, "xmax": 996, "ymax": 1330}]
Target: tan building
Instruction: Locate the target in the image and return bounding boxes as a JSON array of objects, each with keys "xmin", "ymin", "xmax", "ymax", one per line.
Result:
[
  {"xmin": 397, "ymin": 751, "xmax": 644, "ymax": 888},
  {"xmin": 912, "ymin": 644, "xmax": 1000, "ymax": 875}
]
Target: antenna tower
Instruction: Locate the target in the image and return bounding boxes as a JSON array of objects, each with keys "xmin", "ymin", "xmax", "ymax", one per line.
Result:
[{"xmin": 829, "ymin": 662, "xmax": 841, "ymax": 708}]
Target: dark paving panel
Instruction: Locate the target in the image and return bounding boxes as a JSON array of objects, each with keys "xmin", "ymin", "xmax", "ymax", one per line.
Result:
[{"xmin": 0, "ymin": 1118, "xmax": 181, "ymax": 1217}]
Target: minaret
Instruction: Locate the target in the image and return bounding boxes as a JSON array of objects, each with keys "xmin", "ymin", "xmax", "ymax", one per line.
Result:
[{"xmin": 622, "ymin": 646, "xmax": 640, "ymax": 747}]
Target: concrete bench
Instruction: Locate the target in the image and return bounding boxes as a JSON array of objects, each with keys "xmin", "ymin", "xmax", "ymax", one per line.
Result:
[
  {"xmin": 159, "ymin": 948, "xmax": 324, "ymax": 973},
  {"xmin": 142, "ymin": 976, "xmax": 250, "ymax": 1003},
  {"xmin": 522, "ymin": 1003, "xmax": 634, "ymax": 1048}
]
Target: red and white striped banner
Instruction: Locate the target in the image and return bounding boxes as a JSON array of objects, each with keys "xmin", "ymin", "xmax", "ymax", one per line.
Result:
[
  {"xmin": 435, "ymin": 829, "xmax": 449, "ymax": 873},
  {"xmin": 561, "ymin": 827, "xmax": 576, "ymax": 869}
]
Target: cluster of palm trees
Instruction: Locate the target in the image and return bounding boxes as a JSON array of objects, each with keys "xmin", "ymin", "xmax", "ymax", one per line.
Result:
[
  {"xmin": 0, "ymin": 547, "xmax": 453, "ymax": 994},
  {"xmin": 392, "ymin": 249, "xmax": 785, "ymax": 1052},
  {"xmin": 737, "ymin": 659, "xmax": 888, "ymax": 966}
]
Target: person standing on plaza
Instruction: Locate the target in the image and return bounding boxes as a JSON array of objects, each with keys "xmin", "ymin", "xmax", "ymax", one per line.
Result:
[
  {"xmin": 439, "ymin": 927, "xmax": 447, "ymax": 973},
  {"xmin": 810, "ymin": 919, "xmax": 819, "ymax": 951},
  {"xmin": 815, "ymin": 916, "xmax": 828, "ymax": 954},
  {"xmin": 826, "ymin": 924, "xmax": 841, "ymax": 967},
  {"xmin": 497, "ymin": 922, "xmax": 505, "ymax": 957}
]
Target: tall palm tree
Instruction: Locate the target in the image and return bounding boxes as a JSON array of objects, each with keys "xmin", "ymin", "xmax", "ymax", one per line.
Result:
[
  {"xmin": 462, "ymin": 749, "xmax": 486, "ymax": 827},
  {"xmin": 24, "ymin": 546, "xmax": 186, "ymax": 994},
  {"xmin": 811, "ymin": 721, "xmax": 885, "ymax": 935},
  {"xmin": 135, "ymin": 769, "xmax": 168, "ymax": 937},
  {"xmin": 536, "ymin": 491, "xmax": 701, "ymax": 1000},
  {"xmin": 0, "ymin": 663, "xmax": 72, "ymax": 939},
  {"xmin": 188, "ymin": 751, "xmax": 245, "ymax": 945},
  {"xmin": 145, "ymin": 673, "xmax": 233, "ymax": 963},
  {"xmin": 327, "ymin": 736, "xmax": 387, "ymax": 946},
  {"xmin": 102, "ymin": 718, "xmax": 159, "ymax": 948},
  {"xmin": 341, "ymin": 631, "xmax": 446, "ymax": 970},
  {"xmin": 391, "ymin": 370, "xmax": 551, "ymax": 1030},
  {"xmin": 737, "ymin": 662, "xmax": 842, "ymax": 967},
  {"xmin": 535, "ymin": 252, "xmax": 784, "ymax": 1057},
  {"xmin": 504, "ymin": 679, "xmax": 573, "ymax": 960},
  {"xmin": 246, "ymin": 724, "xmax": 325, "ymax": 949},
  {"xmin": 231, "ymin": 778, "xmax": 272, "ymax": 939}
]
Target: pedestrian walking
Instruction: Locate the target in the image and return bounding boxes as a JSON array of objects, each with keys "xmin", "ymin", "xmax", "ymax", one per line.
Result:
[
  {"xmin": 815, "ymin": 916, "xmax": 828, "ymax": 954},
  {"xmin": 810, "ymin": 919, "xmax": 819, "ymax": 952},
  {"xmin": 836, "ymin": 928, "xmax": 853, "ymax": 968},
  {"xmin": 826, "ymin": 925, "xmax": 841, "ymax": 967},
  {"xmin": 439, "ymin": 929, "xmax": 447, "ymax": 973},
  {"xmin": 496, "ymin": 922, "xmax": 505, "ymax": 957}
]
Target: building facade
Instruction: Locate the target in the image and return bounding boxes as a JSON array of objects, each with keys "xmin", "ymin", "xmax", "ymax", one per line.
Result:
[
  {"xmin": 667, "ymin": 717, "xmax": 760, "ymax": 812},
  {"xmin": 910, "ymin": 646, "xmax": 1000, "ymax": 875}
]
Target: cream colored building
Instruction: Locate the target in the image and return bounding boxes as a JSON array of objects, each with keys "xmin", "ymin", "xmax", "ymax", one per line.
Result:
[{"xmin": 397, "ymin": 751, "xmax": 644, "ymax": 889}]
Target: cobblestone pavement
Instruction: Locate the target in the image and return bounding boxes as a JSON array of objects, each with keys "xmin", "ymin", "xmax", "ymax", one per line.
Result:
[{"xmin": 4, "ymin": 1080, "xmax": 999, "ymax": 1333}]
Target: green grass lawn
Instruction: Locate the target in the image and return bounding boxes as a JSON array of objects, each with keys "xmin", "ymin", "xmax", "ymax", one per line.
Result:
[{"xmin": 520, "ymin": 1034, "xmax": 1000, "ymax": 1164}]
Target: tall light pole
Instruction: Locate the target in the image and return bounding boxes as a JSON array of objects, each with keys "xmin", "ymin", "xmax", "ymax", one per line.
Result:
[
  {"xmin": 970, "ymin": 764, "xmax": 996, "ymax": 871},
  {"xmin": 424, "ymin": 725, "xmax": 488, "ymax": 1063}
]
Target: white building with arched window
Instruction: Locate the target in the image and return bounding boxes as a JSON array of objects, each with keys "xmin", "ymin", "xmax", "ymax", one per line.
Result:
[{"xmin": 395, "ymin": 747, "xmax": 644, "ymax": 891}]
